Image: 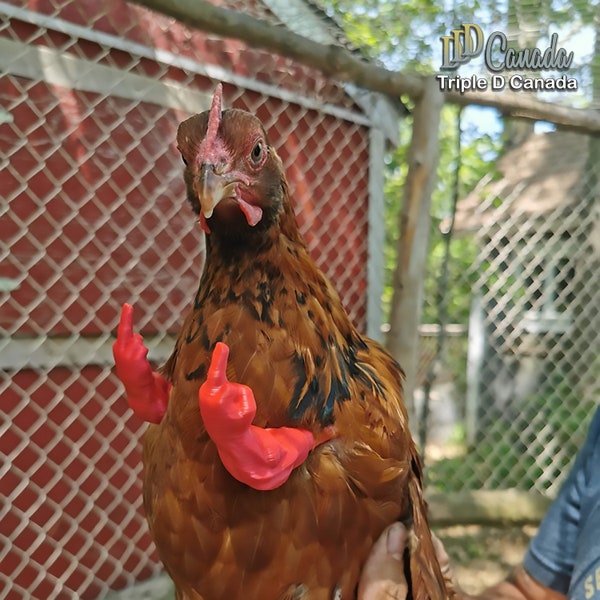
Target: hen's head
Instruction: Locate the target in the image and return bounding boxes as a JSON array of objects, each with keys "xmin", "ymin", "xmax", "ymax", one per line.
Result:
[{"xmin": 177, "ymin": 84, "xmax": 287, "ymax": 238}]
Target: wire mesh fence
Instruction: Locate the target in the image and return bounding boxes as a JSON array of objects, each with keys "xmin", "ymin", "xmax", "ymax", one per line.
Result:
[
  {"xmin": 420, "ymin": 130, "xmax": 600, "ymax": 496},
  {"xmin": 2, "ymin": 0, "xmax": 600, "ymax": 598},
  {"xmin": 0, "ymin": 1, "xmax": 383, "ymax": 597}
]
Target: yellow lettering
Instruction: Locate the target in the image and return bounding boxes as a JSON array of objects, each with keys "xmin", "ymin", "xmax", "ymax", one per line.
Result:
[
  {"xmin": 584, "ymin": 568, "xmax": 600, "ymax": 597},
  {"xmin": 585, "ymin": 575, "xmax": 594, "ymax": 599}
]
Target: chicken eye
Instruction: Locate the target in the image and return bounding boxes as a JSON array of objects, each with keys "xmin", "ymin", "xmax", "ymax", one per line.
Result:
[
  {"xmin": 181, "ymin": 156, "xmax": 188, "ymax": 167},
  {"xmin": 250, "ymin": 141, "xmax": 264, "ymax": 164}
]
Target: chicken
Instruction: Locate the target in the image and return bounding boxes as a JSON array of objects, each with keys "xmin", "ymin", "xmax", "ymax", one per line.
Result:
[{"xmin": 113, "ymin": 84, "xmax": 454, "ymax": 600}]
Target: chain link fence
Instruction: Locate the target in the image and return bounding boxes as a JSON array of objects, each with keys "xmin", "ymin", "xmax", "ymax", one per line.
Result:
[
  {"xmin": 3, "ymin": 0, "xmax": 600, "ymax": 598},
  {"xmin": 0, "ymin": 1, "xmax": 390, "ymax": 597},
  {"xmin": 420, "ymin": 130, "xmax": 600, "ymax": 496}
]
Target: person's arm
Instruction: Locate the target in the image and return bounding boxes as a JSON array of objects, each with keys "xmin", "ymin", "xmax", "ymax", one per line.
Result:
[
  {"xmin": 357, "ymin": 524, "xmax": 567, "ymax": 600},
  {"xmin": 472, "ymin": 567, "xmax": 566, "ymax": 600},
  {"xmin": 359, "ymin": 407, "xmax": 600, "ymax": 599}
]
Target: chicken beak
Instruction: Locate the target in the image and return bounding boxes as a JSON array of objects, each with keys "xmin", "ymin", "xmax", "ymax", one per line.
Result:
[{"xmin": 194, "ymin": 164, "xmax": 237, "ymax": 220}]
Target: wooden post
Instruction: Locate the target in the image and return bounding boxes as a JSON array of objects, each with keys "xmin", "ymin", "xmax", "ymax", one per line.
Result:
[
  {"xmin": 367, "ymin": 127, "xmax": 386, "ymax": 342},
  {"xmin": 129, "ymin": 0, "xmax": 600, "ymax": 134},
  {"xmin": 386, "ymin": 78, "xmax": 444, "ymax": 424}
]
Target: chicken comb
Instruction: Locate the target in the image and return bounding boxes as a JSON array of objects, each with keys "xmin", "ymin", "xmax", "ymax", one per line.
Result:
[{"xmin": 197, "ymin": 83, "xmax": 223, "ymax": 164}]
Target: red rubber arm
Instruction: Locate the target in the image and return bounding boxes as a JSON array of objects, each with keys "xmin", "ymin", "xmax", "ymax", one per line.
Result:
[
  {"xmin": 112, "ymin": 303, "xmax": 170, "ymax": 424},
  {"xmin": 199, "ymin": 343, "xmax": 335, "ymax": 490}
]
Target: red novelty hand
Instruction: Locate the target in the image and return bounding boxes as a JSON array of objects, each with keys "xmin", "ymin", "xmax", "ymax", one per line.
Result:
[
  {"xmin": 199, "ymin": 343, "xmax": 335, "ymax": 490},
  {"xmin": 112, "ymin": 303, "xmax": 170, "ymax": 424}
]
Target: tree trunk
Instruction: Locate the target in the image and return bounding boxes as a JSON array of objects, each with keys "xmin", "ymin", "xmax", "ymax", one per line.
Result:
[
  {"xmin": 502, "ymin": 0, "xmax": 541, "ymax": 150},
  {"xmin": 386, "ymin": 79, "xmax": 444, "ymax": 423},
  {"xmin": 130, "ymin": 0, "xmax": 600, "ymax": 134}
]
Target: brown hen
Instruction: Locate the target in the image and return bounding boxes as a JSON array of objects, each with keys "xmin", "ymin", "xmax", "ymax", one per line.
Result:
[{"xmin": 116, "ymin": 85, "xmax": 453, "ymax": 600}]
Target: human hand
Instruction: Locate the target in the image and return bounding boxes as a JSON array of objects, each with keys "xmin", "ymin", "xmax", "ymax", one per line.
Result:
[
  {"xmin": 357, "ymin": 523, "xmax": 409, "ymax": 600},
  {"xmin": 358, "ymin": 522, "xmax": 458, "ymax": 600}
]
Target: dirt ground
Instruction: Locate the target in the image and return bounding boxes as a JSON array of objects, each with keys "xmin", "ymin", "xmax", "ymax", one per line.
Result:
[{"xmin": 436, "ymin": 525, "xmax": 537, "ymax": 594}]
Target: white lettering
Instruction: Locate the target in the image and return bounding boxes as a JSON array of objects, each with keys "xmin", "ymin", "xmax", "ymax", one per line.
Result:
[
  {"xmin": 436, "ymin": 74, "xmax": 488, "ymax": 93},
  {"xmin": 491, "ymin": 75, "xmax": 505, "ymax": 90},
  {"xmin": 508, "ymin": 74, "xmax": 578, "ymax": 92}
]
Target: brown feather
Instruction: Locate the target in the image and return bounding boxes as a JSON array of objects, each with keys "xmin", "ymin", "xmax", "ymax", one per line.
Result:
[{"xmin": 142, "ymin": 100, "xmax": 454, "ymax": 599}]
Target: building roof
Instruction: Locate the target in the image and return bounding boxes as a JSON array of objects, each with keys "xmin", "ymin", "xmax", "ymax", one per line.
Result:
[{"xmin": 454, "ymin": 130, "xmax": 591, "ymax": 233}]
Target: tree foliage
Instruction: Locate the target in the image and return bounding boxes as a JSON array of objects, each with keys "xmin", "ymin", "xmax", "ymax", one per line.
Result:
[
  {"xmin": 320, "ymin": 0, "xmax": 503, "ymax": 324},
  {"xmin": 316, "ymin": 0, "xmax": 598, "ymax": 495},
  {"xmin": 380, "ymin": 104, "xmax": 499, "ymax": 325},
  {"xmin": 320, "ymin": 0, "xmax": 596, "ymax": 326}
]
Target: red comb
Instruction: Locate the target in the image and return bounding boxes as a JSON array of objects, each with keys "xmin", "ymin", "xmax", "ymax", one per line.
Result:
[{"xmin": 205, "ymin": 83, "xmax": 222, "ymax": 149}]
